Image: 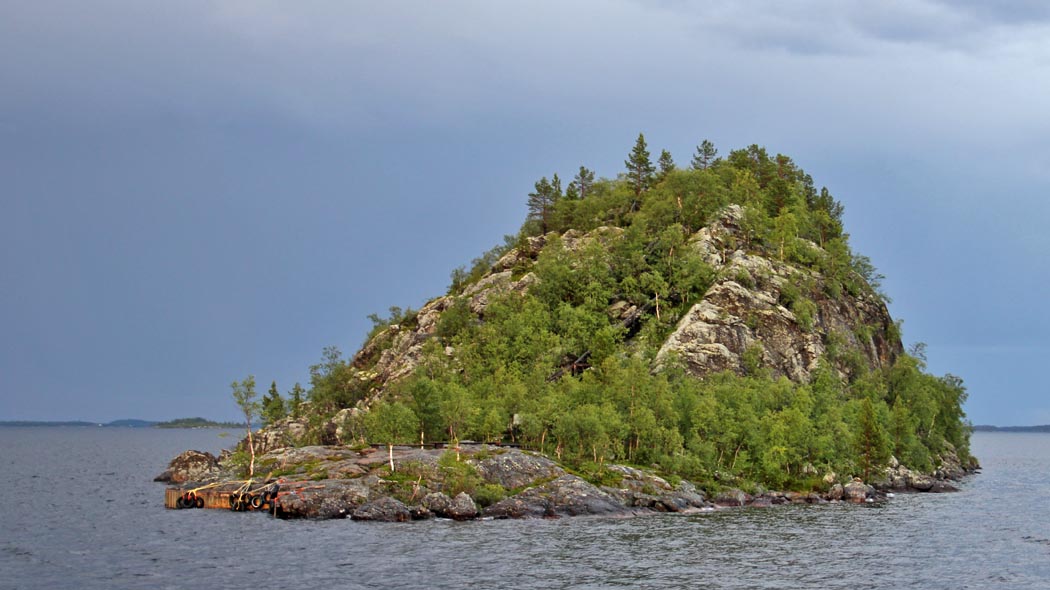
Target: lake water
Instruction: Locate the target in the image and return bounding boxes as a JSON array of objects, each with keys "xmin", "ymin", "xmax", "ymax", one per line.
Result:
[{"xmin": 1, "ymin": 428, "xmax": 1047, "ymax": 589}]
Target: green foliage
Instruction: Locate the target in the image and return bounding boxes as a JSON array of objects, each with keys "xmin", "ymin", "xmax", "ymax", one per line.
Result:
[
  {"xmin": 734, "ymin": 269, "xmax": 754, "ymax": 289},
  {"xmin": 570, "ymin": 166, "xmax": 596, "ymax": 200},
  {"xmin": 473, "ymin": 483, "xmax": 507, "ymax": 508},
  {"xmin": 656, "ymin": 149, "xmax": 676, "ymax": 182},
  {"xmin": 437, "ymin": 450, "xmax": 484, "ymax": 496},
  {"xmin": 365, "ymin": 401, "xmax": 418, "ymax": 446},
  {"xmin": 330, "ymin": 136, "xmax": 970, "ymax": 492},
  {"xmin": 526, "ymin": 174, "xmax": 563, "ymax": 235},
  {"xmin": 625, "ymin": 133, "xmax": 655, "ymax": 198},
  {"xmin": 791, "ymin": 297, "xmax": 818, "ymax": 332},
  {"xmin": 741, "ymin": 343, "xmax": 766, "ymax": 376},
  {"xmin": 261, "ymin": 380, "xmax": 287, "ymax": 426},
  {"xmin": 225, "ymin": 448, "xmax": 251, "ymax": 478},
  {"xmin": 435, "ymin": 297, "xmax": 473, "ymax": 342},
  {"xmin": 288, "ymin": 382, "xmax": 305, "ymax": 419},
  {"xmin": 308, "ymin": 346, "xmax": 368, "ymax": 412},
  {"xmin": 691, "ymin": 139, "xmax": 718, "ymax": 170},
  {"xmin": 230, "ymin": 375, "xmax": 258, "ymax": 430},
  {"xmin": 366, "ymin": 307, "xmax": 417, "ymax": 342},
  {"xmin": 853, "ymin": 397, "xmax": 891, "ymax": 481}
]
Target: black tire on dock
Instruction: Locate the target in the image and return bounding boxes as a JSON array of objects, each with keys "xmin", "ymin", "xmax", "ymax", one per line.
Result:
[
  {"xmin": 195, "ymin": 496, "xmax": 204, "ymax": 509},
  {"xmin": 176, "ymin": 496, "xmax": 187, "ymax": 509},
  {"xmin": 250, "ymin": 495, "xmax": 263, "ymax": 509},
  {"xmin": 229, "ymin": 494, "xmax": 238, "ymax": 510}
]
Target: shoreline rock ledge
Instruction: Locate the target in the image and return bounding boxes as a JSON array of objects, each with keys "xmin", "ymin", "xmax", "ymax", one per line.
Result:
[{"xmin": 158, "ymin": 443, "xmax": 976, "ymax": 521}]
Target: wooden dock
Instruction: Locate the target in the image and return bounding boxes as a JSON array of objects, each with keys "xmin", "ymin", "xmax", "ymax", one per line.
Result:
[
  {"xmin": 165, "ymin": 480, "xmax": 289, "ymax": 512},
  {"xmin": 164, "ymin": 486, "xmax": 237, "ymax": 510}
]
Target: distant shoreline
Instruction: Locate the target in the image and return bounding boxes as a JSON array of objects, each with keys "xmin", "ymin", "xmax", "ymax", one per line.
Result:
[
  {"xmin": 972, "ymin": 425, "xmax": 1050, "ymax": 433},
  {"xmin": 0, "ymin": 418, "xmax": 242, "ymax": 429}
]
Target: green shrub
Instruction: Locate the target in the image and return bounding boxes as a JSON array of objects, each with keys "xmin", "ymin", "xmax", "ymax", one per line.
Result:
[
  {"xmin": 438, "ymin": 450, "xmax": 483, "ymax": 496},
  {"xmin": 792, "ymin": 297, "xmax": 818, "ymax": 332},
  {"xmin": 436, "ymin": 297, "xmax": 474, "ymax": 342},
  {"xmin": 473, "ymin": 484, "xmax": 507, "ymax": 507},
  {"xmin": 778, "ymin": 282, "xmax": 800, "ymax": 307},
  {"xmin": 741, "ymin": 343, "xmax": 765, "ymax": 376},
  {"xmin": 574, "ymin": 462, "xmax": 624, "ymax": 487},
  {"xmin": 734, "ymin": 269, "xmax": 754, "ymax": 288}
]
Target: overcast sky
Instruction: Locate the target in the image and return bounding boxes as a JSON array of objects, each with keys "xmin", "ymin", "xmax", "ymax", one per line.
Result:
[{"xmin": 2, "ymin": 1, "xmax": 1048, "ymax": 425}]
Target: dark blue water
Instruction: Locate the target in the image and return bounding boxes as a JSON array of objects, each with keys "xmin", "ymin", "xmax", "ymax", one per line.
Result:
[{"xmin": 1, "ymin": 428, "xmax": 1047, "ymax": 589}]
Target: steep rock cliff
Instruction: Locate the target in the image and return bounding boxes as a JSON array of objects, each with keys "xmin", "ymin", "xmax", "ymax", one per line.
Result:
[{"xmin": 657, "ymin": 205, "xmax": 900, "ymax": 381}]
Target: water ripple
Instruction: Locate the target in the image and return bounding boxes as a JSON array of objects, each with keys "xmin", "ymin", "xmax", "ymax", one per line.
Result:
[{"xmin": 1, "ymin": 429, "xmax": 1048, "ymax": 590}]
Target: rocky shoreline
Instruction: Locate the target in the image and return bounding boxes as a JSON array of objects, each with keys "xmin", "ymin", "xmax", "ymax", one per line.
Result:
[{"xmin": 156, "ymin": 443, "xmax": 976, "ymax": 521}]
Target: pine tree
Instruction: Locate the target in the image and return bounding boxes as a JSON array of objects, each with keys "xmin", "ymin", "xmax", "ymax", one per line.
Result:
[
  {"xmin": 854, "ymin": 397, "xmax": 890, "ymax": 482},
  {"xmin": 571, "ymin": 166, "xmax": 595, "ymax": 200},
  {"xmin": 527, "ymin": 176, "xmax": 559, "ymax": 234},
  {"xmin": 262, "ymin": 380, "xmax": 287, "ymax": 425},
  {"xmin": 625, "ymin": 133, "xmax": 655, "ymax": 198},
  {"xmin": 657, "ymin": 149, "xmax": 675, "ymax": 182},
  {"xmin": 691, "ymin": 139, "xmax": 718, "ymax": 170},
  {"xmin": 289, "ymin": 382, "xmax": 305, "ymax": 419}
]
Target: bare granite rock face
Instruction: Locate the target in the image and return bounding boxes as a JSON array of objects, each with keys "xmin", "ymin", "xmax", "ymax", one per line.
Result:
[
  {"xmin": 843, "ymin": 479, "xmax": 875, "ymax": 502},
  {"xmin": 873, "ymin": 452, "xmax": 965, "ymax": 494},
  {"xmin": 446, "ymin": 492, "xmax": 479, "ymax": 520},
  {"xmin": 351, "ymin": 496, "xmax": 411, "ymax": 522},
  {"xmin": 483, "ymin": 474, "xmax": 626, "ymax": 519},
  {"xmin": 154, "ymin": 450, "xmax": 220, "ymax": 484},
  {"xmin": 472, "ymin": 450, "xmax": 565, "ymax": 490},
  {"xmin": 599, "ymin": 465, "xmax": 708, "ymax": 512},
  {"xmin": 421, "ymin": 492, "xmax": 453, "ymax": 515},
  {"xmin": 275, "ymin": 478, "xmax": 373, "ymax": 519},
  {"xmin": 255, "ymin": 416, "xmax": 310, "ymax": 454},
  {"xmin": 657, "ymin": 205, "xmax": 900, "ymax": 382},
  {"xmin": 354, "ymin": 296, "xmax": 452, "ymax": 387},
  {"xmin": 712, "ymin": 488, "xmax": 750, "ymax": 507}
]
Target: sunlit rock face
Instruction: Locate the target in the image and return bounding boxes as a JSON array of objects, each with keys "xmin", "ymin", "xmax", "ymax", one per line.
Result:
[{"xmin": 657, "ymin": 205, "xmax": 900, "ymax": 382}]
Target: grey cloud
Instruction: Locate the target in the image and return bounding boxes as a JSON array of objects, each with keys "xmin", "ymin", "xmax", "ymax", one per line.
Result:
[
  {"xmin": 639, "ymin": 0, "xmax": 1050, "ymax": 56},
  {"xmin": 932, "ymin": 0, "xmax": 1050, "ymax": 25}
]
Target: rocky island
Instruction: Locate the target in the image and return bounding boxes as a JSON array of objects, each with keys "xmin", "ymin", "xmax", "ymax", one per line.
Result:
[{"xmin": 160, "ymin": 137, "xmax": 977, "ymax": 520}]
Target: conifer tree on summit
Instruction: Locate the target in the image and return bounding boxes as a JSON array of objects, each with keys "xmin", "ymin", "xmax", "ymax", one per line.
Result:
[
  {"xmin": 625, "ymin": 133, "xmax": 655, "ymax": 198},
  {"xmin": 691, "ymin": 139, "xmax": 718, "ymax": 170},
  {"xmin": 527, "ymin": 176, "xmax": 560, "ymax": 234},
  {"xmin": 570, "ymin": 166, "xmax": 595, "ymax": 200},
  {"xmin": 657, "ymin": 149, "xmax": 676, "ymax": 182},
  {"xmin": 261, "ymin": 380, "xmax": 287, "ymax": 426}
]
